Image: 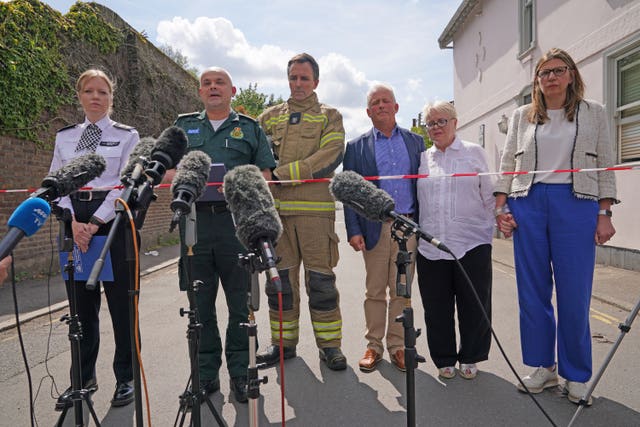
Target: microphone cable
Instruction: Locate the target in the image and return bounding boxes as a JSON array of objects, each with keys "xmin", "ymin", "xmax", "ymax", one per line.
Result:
[
  {"xmin": 432, "ymin": 240, "xmax": 558, "ymax": 427},
  {"xmin": 116, "ymin": 196, "xmax": 153, "ymax": 427},
  {"xmin": 8, "ymin": 255, "xmax": 36, "ymax": 427}
]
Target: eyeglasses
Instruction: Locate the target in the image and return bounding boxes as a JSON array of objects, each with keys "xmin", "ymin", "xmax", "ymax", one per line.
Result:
[
  {"xmin": 426, "ymin": 118, "xmax": 449, "ymax": 129},
  {"xmin": 537, "ymin": 66, "xmax": 570, "ymax": 79}
]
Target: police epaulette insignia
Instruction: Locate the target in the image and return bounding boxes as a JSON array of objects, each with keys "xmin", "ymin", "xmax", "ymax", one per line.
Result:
[
  {"xmin": 56, "ymin": 123, "xmax": 78, "ymax": 133},
  {"xmin": 178, "ymin": 111, "xmax": 200, "ymax": 118},
  {"xmin": 113, "ymin": 122, "xmax": 135, "ymax": 131},
  {"xmin": 237, "ymin": 113, "xmax": 258, "ymax": 123}
]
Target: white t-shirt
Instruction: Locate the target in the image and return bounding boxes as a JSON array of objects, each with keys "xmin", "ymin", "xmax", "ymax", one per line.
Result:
[{"xmin": 534, "ymin": 109, "xmax": 575, "ymax": 184}]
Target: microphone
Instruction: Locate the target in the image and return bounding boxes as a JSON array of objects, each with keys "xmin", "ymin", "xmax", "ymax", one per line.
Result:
[
  {"xmin": 0, "ymin": 198, "xmax": 51, "ymax": 259},
  {"xmin": 169, "ymin": 151, "xmax": 212, "ymax": 232},
  {"xmin": 224, "ymin": 164, "xmax": 282, "ymax": 291},
  {"xmin": 329, "ymin": 171, "xmax": 449, "ymax": 252},
  {"xmin": 144, "ymin": 126, "xmax": 188, "ymax": 185},
  {"xmin": 224, "ymin": 164, "xmax": 282, "ymax": 249},
  {"xmin": 30, "ymin": 153, "xmax": 107, "ymax": 201},
  {"xmin": 120, "ymin": 136, "xmax": 156, "ymax": 181}
]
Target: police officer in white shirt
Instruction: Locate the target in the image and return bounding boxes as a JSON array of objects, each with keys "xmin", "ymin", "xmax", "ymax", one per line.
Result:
[{"xmin": 51, "ymin": 69, "xmax": 139, "ymax": 411}]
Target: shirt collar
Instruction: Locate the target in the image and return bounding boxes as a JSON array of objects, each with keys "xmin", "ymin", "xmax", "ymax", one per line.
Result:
[
  {"xmin": 428, "ymin": 134, "xmax": 462, "ymax": 153},
  {"xmin": 373, "ymin": 125, "xmax": 400, "ymax": 141},
  {"xmin": 83, "ymin": 115, "xmax": 111, "ymax": 131}
]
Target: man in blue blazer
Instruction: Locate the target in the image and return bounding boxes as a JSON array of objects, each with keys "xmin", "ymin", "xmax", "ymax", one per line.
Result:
[{"xmin": 343, "ymin": 84, "xmax": 425, "ymax": 372}]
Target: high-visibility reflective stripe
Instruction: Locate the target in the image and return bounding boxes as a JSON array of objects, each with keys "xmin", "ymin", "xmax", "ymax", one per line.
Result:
[
  {"xmin": 320, "ymin": 132, "xmax": 344, "ymax": 148},
  {"xmin": 313, "ymin": 320, "xmax": 342, "ymax": 341},
  {"xmin": 276, "ymin": 200, "xmax": 335, "ymax": 211},
  {"xmin": 288, "ymin": 161, "xmax": 301, "ymax": 185},
  {"xmin": 265, "ymin": 114, "xmax": 289, "ymax": 127},
  {"xmin": 312, "ymin": 320, "xmax": 342, "ymax": 331},
  {"xmin": 315, "ymin": 330, "xmax": 342, "ymax": 341},
  {"xmin": 302, "ymin": 113, "xmax": 328, "ymax": 128},
  {"xmin": 270, "ymin": 319, "xmax": 299, "ymax": 340}
]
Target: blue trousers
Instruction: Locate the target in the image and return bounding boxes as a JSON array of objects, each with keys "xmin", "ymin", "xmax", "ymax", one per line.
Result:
[{"xmin": 509, "ymin": 184, "xmax": 598, "ymax": 382}]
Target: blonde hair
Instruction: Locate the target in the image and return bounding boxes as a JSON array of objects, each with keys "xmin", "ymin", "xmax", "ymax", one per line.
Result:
[
  {"xmin": 422, "ymin": 100, "xmax": 457, "ymax": 121},
  {"xmin": 76, "ymin": 69, "xmax": 115, "ymax": 94},
  {"xmin": 528, "ymin": 48, "xmax": 584, "ymax": 124}
]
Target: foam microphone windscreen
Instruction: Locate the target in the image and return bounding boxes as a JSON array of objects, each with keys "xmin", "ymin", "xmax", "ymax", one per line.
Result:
[
  {"xmin": 40, "ymin": 153, "xmax": 107, "ymax": 199},
  {"xmin": 170, "ymin": 151, "xmax": 211, "ymax": 199},
  {"xmin": 329, "ymin": 170, "xmax": 395, "ymax": 222},
  {"xmin": 224, "ymin": 164, "xmax": 282, "ymax": 249},
  {"xmin": 152, "ymin": 126, "xmax": 188, "ymax": 169},
  {"xmin": 120, "ymin": 136, "xmax": 156, "ymax": 179}
]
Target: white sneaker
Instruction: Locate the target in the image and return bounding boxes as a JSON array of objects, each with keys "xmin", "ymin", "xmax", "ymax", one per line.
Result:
[
  {"xmin": 438, "ymin": 366, "xmax": 456, "ymax": 379},
  {"xmin": 564, "ymin": 381, "xmax": 593, "ymax": 406},
  {"xmin": 459, "ymin": 363, "xmax": 478, "ymax": 380},
  {"xmin": 516, "ymin": 366, "xmax": 558, "ymax": 393}
]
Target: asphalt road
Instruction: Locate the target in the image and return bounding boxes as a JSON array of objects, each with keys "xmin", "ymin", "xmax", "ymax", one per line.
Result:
[{"xmin": 0, "ymin": 220, "xmax": 638, "ymax": 426}]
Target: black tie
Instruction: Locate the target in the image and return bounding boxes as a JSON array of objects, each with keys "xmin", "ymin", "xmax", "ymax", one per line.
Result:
[{"xmin": 75, "ymin": 123, "xmax": 102, "ymax": 152}]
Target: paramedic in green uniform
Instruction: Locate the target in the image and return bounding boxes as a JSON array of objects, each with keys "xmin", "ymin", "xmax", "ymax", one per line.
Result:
[{"xmin": 169, "ymin": 67, "xmax": 276, "ymax": 403}]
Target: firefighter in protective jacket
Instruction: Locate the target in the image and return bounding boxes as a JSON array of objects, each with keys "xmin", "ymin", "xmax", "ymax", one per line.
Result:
[{"xmin": 257, "ymin": 53, "xmax": 347, "ymax": 370}]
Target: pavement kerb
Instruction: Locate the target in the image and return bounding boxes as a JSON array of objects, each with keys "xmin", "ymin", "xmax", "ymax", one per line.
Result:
[{"xmin": 0, "ymin": 257, "xmax": 181, "ymax": 333}]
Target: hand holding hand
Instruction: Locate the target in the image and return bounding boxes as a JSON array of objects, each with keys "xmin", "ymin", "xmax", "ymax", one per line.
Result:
[{"xmin": 497, "ymin": 213, "xmax": 518, "ymax": 238}]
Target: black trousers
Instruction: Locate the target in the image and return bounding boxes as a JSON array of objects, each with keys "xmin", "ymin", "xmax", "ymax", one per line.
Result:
[
  {"xmin": 64, "ymin": 199, "xmax": 135, "ymax": 385},
  {"xmin": 416, "ymin": 244, "xmax": 492, "ymax": 368}
]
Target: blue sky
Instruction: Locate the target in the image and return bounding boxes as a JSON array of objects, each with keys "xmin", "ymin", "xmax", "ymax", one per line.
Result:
[{"xmin": 45, "ymin": 0, "xmax": 460, "ymax": 139}]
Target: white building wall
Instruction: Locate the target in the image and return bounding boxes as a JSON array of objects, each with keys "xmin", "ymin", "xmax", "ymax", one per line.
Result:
[{"xmin": 447, "ymin": 0, "xmax": 640, "ymax": 256}]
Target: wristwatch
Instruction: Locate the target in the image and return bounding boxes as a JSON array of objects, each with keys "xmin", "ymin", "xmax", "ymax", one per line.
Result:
[
  {"xmin": 598, "ymin": 209, "xmax": 612, "ymax": 217},
  {"xmin": 89, "ymin": 216, "xmax": 105, "ymax": 226}
]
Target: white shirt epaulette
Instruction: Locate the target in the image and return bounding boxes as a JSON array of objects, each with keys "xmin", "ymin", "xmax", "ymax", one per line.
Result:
[
  {"xmin": 113, "ymin": 122, "xmax": 136, "ymax": 131},
  {"xmin": 57, "ymin": 123, "xmax": 79, "ymax": 133}
]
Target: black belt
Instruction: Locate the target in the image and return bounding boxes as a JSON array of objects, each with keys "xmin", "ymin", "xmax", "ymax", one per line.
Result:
[
  {"xmin": 195, "ymin": 202, "xmax": 229, "ymax": 214},
  {"xmin": 70, "ymin": 190, "xmax": 110, "ymax": 202}
]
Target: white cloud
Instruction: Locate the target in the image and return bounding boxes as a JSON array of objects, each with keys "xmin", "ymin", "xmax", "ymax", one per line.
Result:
[{"xmin": 156, "ymin": 16, "xmax": 380, "ymax": 137}]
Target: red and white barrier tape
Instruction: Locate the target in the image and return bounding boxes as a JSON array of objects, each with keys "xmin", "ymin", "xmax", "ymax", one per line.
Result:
[{"xmin": 0, "ymin": 165, "xmax": 638, "ymax": 194}]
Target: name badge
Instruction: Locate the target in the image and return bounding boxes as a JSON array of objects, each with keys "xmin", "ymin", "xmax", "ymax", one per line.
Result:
[
  {"xmin": 187, "ymin": 128, "xmax": 200, "ymax": 134},
  {"xmin": 289, "ymin": 112, "xmax": 301, "ymax": 125},
  {"xmin": 99, "ymin": 141, "xmax": 120, "ymax": 147}
]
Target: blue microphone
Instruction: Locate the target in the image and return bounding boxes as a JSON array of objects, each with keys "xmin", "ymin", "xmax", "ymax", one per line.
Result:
[{"xmin": 0, "ymin": 198, "xmax": 51, "ymax": 259}]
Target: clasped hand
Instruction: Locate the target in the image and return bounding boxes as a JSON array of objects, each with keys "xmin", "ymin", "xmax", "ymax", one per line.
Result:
[{"xmin": 72, "ymin": 220, "xmax": 99, "ymax": 253}]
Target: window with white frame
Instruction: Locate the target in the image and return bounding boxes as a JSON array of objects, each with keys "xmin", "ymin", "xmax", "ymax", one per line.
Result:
[
  {"xmin": 617, "ymin": 46, "xmax": 640, "ymax": 163},
  {"xmin": 519, "ymin": 0, "xmax": 535, "ymax": 56}
]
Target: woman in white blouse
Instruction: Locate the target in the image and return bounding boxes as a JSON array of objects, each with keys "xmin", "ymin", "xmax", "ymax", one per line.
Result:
[{"xmin": 416, "ymin": 100, "xmax": 495, "ymax": 381}]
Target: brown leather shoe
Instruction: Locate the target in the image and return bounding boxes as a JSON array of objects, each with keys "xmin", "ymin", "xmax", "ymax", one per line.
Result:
[
  {"xmin": 358, "ymin": 348, "xmax": 382, "ymax": 372},
  {"xmin": 391, "ymin": 349, "xmax": 406, "ymax": 372}
]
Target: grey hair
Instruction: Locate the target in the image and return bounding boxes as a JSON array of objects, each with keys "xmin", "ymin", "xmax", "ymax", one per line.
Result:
[
  {"xmin": 199, "ymin": 67, "xmax": 233, "ymax": 86},
  {"xmin": 366, "ymin": 83, "xmax": 396, "ymax": 107}
]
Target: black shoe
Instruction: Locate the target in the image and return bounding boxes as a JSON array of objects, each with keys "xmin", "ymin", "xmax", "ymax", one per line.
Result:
[
  {"xmin": 230, "ymin": 376, "xmax": 248, "ymax": 403},
  {"xmin": 319, "ymin": 347, "xmax": 347, "ymax": 371},
  {"xmin": 111, "ymin": 381, "xmax": 134, "ymax": 407},
  {"xmin": 54, "ymin": 378, "xmax": 98, "ymax": 411},
  {"xmin": 256, "ymin": 345, "xmax": 296, "ymax": 366}
]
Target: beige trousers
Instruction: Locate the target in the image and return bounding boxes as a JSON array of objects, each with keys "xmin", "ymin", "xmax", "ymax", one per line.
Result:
[{"xmin": 362, "ymin": 221, "xmax": 417, "ymax": 355}]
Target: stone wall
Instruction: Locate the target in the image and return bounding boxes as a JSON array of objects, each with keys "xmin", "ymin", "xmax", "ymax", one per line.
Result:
[{"xmin": 0, "ymin": 3, "xmax": 201, "ymax": 278}]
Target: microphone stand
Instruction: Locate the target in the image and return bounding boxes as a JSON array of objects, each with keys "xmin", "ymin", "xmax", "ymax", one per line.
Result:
[
  {"xmin": 238, "ymin": 244, "xmax": 272, "ymax": 427},
  {"xmin": 53, "ymin": 203, "xmax": 101, "ymax": 427},
  {"xmin": 175, "ymin": 209, "xmax": 225, "ymax": 427},
  {"xmin": 391, "ymin": 221, "xmax": 425, "ymax": 427},
  {"xmin": 567, "ymin": 295, "xmax": 640, "ymax": 426},
  {"xmin": 86, "ymin": 162, "xmax": 159, "ymax": 427}
]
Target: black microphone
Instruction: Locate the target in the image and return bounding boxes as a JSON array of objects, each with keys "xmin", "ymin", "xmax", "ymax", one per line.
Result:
[
  {"xmin": 169, "ymin": 151, "xmax": 211, "ymax": 232},
  {"xmin": 0, "ymin": 198, "xmax": 51, "ymax": 260},
  {"xmin": 144, "ymin": 126, "xmax": 188, "ymax": 185},
  {"xmin": 30, "ymin": 153, "xmax": 107, "ymax": 201},
  {"xmin": 224, "ymin": 164, "xmax": 282, "ymax": 249},
  {"xmin": 120, "ymin": 136, "xmax": 156, "ymax": 181},
  {"xmin": 329, "ymin": 171, "xmax": 449, "ymax": 252},
  {"xmin": 224, "ymin": 164, "xmax": 282, "ymax": 291}
]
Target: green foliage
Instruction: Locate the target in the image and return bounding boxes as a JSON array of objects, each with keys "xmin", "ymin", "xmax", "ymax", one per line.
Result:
[
  {"xmin": 158, "ymin": 43, "xmax": 198, "ymax": 77},
  {"xmin": 0, "ymin": 0, "xmax": 124, "ymax": 145},
  {"xmin": 67, "ymin": 2, "xmax": 123, "ymax": 54},
  {"xmin": 411, "ymin": 125, "xmax": 433, "ymax": 149},
  {"xmin": 232, "ymin": 83, "xmax": 284, "ymax": 118}
]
